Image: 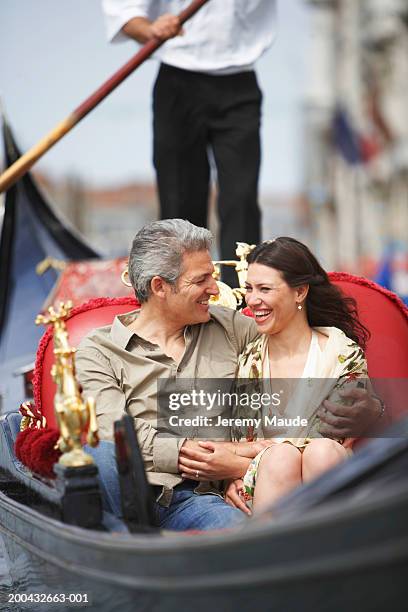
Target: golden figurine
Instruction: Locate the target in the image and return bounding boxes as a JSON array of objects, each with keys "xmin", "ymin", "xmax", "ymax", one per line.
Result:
[
  {"xmin": 36, "ymin": 301, "xmax": 99, "ymax": 468},
  {"xmin": 210, "ymin": 241, "xmax": 255, "ymax": 308},
  {"xmin": 120, "ymin": 241, "xmax": 255, "ymax": 310}
]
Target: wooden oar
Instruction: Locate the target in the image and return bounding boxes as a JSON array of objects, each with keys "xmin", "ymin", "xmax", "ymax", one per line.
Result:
[{"xmin": 0, "ymin": 0, "xmax": 210, "ymax": 193}]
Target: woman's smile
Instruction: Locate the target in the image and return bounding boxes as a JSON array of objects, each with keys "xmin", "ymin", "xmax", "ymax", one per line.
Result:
[{"xmin": 252, "ymin": 308, "xmax": 273, "ymax": 324}]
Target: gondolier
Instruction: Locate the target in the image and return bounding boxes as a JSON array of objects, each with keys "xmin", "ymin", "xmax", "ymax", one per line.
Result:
[{"xmin": 102, "ymin": 0, "xmax": 277, "ymax": 285}]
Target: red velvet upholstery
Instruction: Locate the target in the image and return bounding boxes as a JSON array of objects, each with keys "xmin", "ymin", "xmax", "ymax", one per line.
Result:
[
  {"xmin": 34, "ymin": 297, "xmax": 139, "ymax": 429},
  {"xmin": 34, "ymin": 275, "xmax": 408, "ymax": 429},
  {"xmin": 328, "ymin": 273, "xmax": 408, "ymax": 377},
  {"xmin": 331, "ymin": 274, "xmax": 408, "ymax": 419}
]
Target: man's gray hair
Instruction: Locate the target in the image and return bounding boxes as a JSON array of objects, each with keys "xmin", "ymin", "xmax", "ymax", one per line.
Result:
[{"xmin": 128, "ymin": 219, "xmax": 213, "ymax": 303}]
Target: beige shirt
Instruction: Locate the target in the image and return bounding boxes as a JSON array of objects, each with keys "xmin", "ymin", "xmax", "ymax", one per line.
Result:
[{"xmin": 76, "ymin": 305, "xmax": 257, "ymax": 501}]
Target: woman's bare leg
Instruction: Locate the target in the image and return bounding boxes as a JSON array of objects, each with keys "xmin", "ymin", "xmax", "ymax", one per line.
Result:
[
  {"xmin": 252, "ymin": 443, "xmax": 302, "ymax": 513},
  {"xmin": 302, "ymin": 438, "xmax": 348, "ymax": 482}
]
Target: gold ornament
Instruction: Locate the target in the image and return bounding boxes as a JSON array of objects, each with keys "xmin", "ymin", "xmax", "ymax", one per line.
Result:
[{"xmin": 36, "ymin": 302, "xmax": 99, "ymax": 467}]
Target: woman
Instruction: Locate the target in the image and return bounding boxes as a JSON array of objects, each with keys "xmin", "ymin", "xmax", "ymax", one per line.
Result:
[{"xmin": 230, "ymin": 237, "xmax": 370, "ymax": 512}]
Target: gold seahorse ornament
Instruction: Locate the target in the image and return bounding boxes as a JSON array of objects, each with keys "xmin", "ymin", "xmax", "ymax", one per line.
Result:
[{"xmin": 36, "ymin": 301, "xmax": 99, "ymax": 467}]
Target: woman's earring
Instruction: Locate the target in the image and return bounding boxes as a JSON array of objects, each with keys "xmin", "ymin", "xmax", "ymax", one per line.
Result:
[{"xmin": 297, "ymin": 303, "xmax": 302, "ymax": 311}]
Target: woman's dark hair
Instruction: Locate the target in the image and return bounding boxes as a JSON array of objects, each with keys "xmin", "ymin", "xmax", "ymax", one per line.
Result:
[{"xmin": 247, "ymin": 237, "xmax": 370, "ymax": 350}]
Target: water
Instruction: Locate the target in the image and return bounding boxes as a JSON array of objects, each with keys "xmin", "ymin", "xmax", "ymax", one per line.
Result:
[
  {"xmin": 0, "ymin": 536, "xmax": 6, "ymax": 577},
  {"xmin": 0, "ymin": 536, "xmax": 13, "ymax": 612},
  {"xmin": 0, "ymin": 534, "xmax": 11, "ymax": 588}
]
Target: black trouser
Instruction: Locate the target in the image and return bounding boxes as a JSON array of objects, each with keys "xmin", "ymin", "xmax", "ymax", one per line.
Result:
[{"xmin": 153, "ymin": 63, "xmax": 262, "ymax": 286}]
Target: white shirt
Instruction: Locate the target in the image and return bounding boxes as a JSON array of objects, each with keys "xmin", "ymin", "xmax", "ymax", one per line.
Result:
[{"xmin": 102, "ymin": 0, "xmax": 277, "ymax": 74}]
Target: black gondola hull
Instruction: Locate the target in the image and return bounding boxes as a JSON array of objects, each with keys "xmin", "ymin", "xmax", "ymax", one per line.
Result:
[{"xmin": 1, "ymin": 477, "xmax": 408, "ymax": 612}]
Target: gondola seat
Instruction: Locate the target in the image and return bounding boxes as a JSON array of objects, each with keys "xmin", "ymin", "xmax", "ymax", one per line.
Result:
[
  {"xmin": 34, "ymin": 296, "xmax": 140, "ymax": 429},
  {"xmin": 16, "ymin": 274, "xmax": 408, "ymax": 478}
]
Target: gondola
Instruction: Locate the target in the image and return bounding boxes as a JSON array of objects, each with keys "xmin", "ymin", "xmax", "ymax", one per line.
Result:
[
  {"xmin": 1, "ymin": 123, "xmax": 408, "ymax": 611},
  {"xmin": 1, "ymin": 429, "xmax": 408, "ymax": 612},
  {"xmin": 0, "ymin": 120, "xmax": 100, "ymax": 416}
]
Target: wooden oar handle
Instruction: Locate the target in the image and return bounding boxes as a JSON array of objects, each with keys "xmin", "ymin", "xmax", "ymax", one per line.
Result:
[
  {"xmin": 0, "ymin": 117, "xmax": 76, "ymax": 193},
  {"xmin": 74, "ymin": 0, "xmax": 210, "ymax": 122},
  {"xmin": 0, "ymin": 0, "xmax": 210, "ymax": 193}
]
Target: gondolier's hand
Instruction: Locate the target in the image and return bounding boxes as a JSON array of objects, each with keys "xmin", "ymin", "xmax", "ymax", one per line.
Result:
[
  {"xmin": 317, "ymin": 387, "xmax": 384, "ymax": 438},
  {"xmin": 150, "ymin": 14, "xmax": 184, "ymax": 40},
  {"xmin": 224, "ymin": 479, "xmax": 251, "ymax": 515},
  {"xmin": 123, "ymin": 15, "xmax": 183, "ymax": 44},
  {"xmin": 178, "ymin": 441, "xmax": 250, "ymax": 480}
]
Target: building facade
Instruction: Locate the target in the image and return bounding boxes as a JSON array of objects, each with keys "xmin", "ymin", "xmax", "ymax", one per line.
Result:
[{"xmin": 305, "ymin": 0, "xmax": 408, "ymax": 277}]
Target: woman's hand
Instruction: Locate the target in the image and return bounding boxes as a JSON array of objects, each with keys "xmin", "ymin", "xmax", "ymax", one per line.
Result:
[
  {"xmin": 178, "ymin": 441, "xmax": 250, "ymax": 481},
  {"xmin": 224, "ymin": 479, "xmax": 251, "ymax": 515}
]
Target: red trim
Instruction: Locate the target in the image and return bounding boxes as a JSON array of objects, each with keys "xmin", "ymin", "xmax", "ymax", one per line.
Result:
[
  {"xmin": 327, "ymin": 271, "xmax": 408, "ymax": 319},
  {"xmin": 33, "ymin": 296, "xmax": 139, "ymax": 415},
  {"xmin": 15, "ymin": 428, "xmax": 34, "ymax": 464},
  {"xmin": 15, "ymin": 428, "xmax": 43, "ymax": 466},
  {"xmin": 30, "ymin": 428, "xmax": 61, "ymax": 478},
  {"xmin": 15, "ymin": 427, "xmax": 60, "ymax": 478}
]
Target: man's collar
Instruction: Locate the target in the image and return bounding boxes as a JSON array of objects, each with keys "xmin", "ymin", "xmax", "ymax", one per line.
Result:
[
  {"xmin": 110, "ymin": 307, "xmax": 217, "ymax": 350},
  {"xmin": 110, "ymin": 308, "xmax": 141, "ymax": 349}
]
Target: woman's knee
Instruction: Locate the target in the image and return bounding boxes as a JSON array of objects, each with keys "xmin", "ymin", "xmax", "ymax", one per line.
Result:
[
  {"xmin": 302, "ymin": 438, "xmax": 347, "ymax": 472},
  {"xmin": 258, "ymin": 443, "xmax": 302, "ymax": 480}
]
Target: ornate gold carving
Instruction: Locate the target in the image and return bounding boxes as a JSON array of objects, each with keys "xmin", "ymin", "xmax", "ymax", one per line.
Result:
[
  {"xmin": 36, "ymin": 302, "xmax": 99, "ymax": 467},
  {"xmin": 211, "ymin": 242, "xmax": 255, "ymax": 309},
  {"xmin": 36, "ymin": 257, "xmax": 66, "ymax": 276},
  {"xmin": 19, "ymin": 401, "xmax": 47, "ymax": 431},
  {"xmin": 209, "ymin": 280, "xmax": 239, "ymax": 309}
]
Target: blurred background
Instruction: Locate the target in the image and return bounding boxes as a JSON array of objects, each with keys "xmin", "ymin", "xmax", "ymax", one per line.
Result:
[{"xmin": 1, "ymin": 0, "xmax": 407, "ymax": 301}]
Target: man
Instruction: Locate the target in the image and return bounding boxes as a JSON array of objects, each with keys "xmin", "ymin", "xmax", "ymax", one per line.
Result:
[
  {"xmin": 76, "ymin": 219, "xmax": 385, "ymax": 530},
  {"xmin": 101, "ymin": 0, "xmax": 277, "ymax": 285},
  {"xmin": 77, "ymin": 219, "xmax": 259, "ymax": 529}
]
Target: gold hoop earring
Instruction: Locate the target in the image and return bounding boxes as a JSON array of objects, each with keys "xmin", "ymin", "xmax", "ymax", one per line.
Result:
[{"xmin": 121, "ymin": 266, "xmax": 132, "ymax": 288}]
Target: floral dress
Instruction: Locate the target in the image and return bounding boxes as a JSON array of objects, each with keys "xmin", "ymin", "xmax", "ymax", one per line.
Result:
[{"xmin": 235, "ymin": 327, "xmax": 368, "ymax": 506}]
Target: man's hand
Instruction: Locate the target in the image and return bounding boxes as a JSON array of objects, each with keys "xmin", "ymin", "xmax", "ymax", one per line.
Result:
[
  {"xmin": 317, "ymin": 387, "xmax": 383, "ymax": 438},
  {"xmin": 178, "ymin": 441, "xmax": 250, "ymax": 481},
  {"xmin": 149, "ymin": 14, "xmax": 183, "ymax": 41},
  {"xmin": 224, "ymin": 479, "xmax": 251, "ymax": 515},
  {"xmin": 234, "ymin": 439, "xmax": 275, "ymax": 459}
]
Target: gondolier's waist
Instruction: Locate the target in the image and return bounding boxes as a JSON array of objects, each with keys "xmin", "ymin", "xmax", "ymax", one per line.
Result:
[{"xmin": 159, "ymin": 62, "xmax": 255, "ymax": 78}]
